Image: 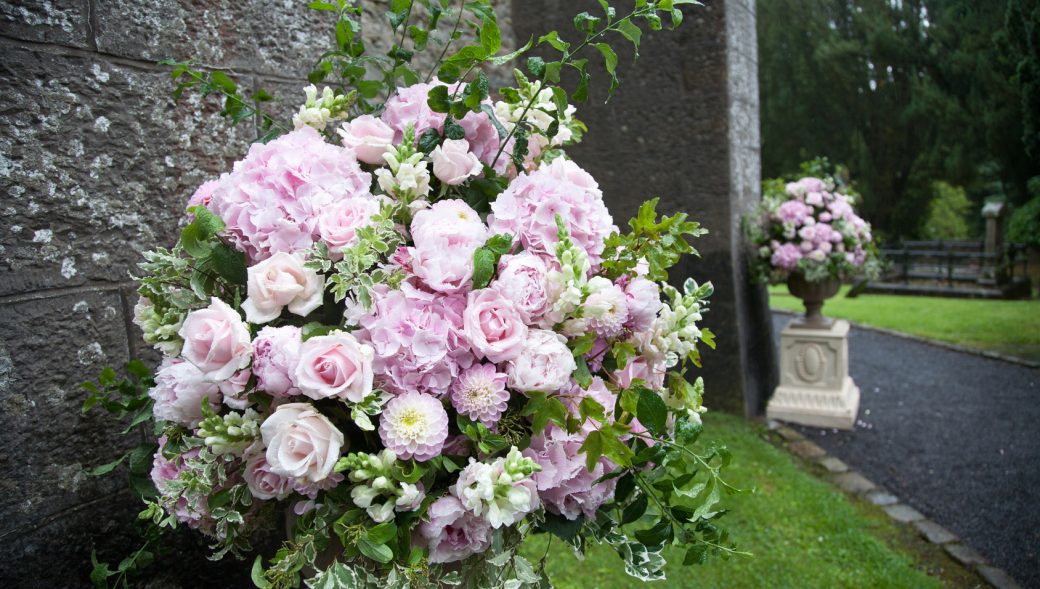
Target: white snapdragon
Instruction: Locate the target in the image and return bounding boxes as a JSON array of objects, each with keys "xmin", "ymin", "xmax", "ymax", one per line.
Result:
[
  {"xmin": 338, "ymin": 449, "xmax": 426, "ymax": 522},
  {"xmin": 374, "ymin": 125, "xmax": 431, "ymax": 203},
  {"xmin": 544, "ymin": 217, "xmax": 592, "ymax": 326},
  {"xmin": 293, "ymin": 85, "xmax": 351, "ymax": 131},
  {"xmin": 132, "ymin": 296, "xmax": 184, "ymax": 356},
  {"xmin": 453, "ymin": 447, "xmax": 541, "ymax": 529}
]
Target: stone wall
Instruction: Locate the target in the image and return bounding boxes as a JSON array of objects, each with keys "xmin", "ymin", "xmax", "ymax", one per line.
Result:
[
  {"xmin": 512, "ymin": 0, "xmax": 775, "ymax": 415},
  {"xmin": 0, "ymin": 0, "xmax": 765, "ymax": 586}
]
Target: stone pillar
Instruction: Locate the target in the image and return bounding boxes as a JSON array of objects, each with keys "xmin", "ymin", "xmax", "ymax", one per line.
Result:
[
  {"xmin": 512, "ymin": 0, "xmax": 776, "ymax": 415},
  {"xmin": 981, "ymin": 201, "xmax": 1007, "ymax": 284}
]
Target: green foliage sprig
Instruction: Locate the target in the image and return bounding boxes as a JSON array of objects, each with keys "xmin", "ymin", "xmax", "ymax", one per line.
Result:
[{"xmin": 601, "ymin": 197, "xmax": 708, "ymax": 282}]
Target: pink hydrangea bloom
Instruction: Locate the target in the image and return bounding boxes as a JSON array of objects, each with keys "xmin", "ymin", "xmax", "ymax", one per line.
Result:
[
  {"xmin": 151, "ymin": 437, "xmax": 210, "ymax": 528},
  {"xmin": 489, "ymin": 158, "xmax": 616, "ymax": 264},
  {"xmin": 206, "ymin": 127, "xmax": 373, "ymax": 262},
  {"xmin": 451, "ymin": 364, "xmax": 510, "ymax": 427},
  {"xmin": 775, "ymin": 199, "xmax": 811, "ymax": 224},
  {"xmin": 413, "ymin": 495, "xmax": 493, "ymax": 564},
  {"xmin": 379, "ymin": 391, "xmax": 450, "ymax": 461},
  {"xmin": 524, "ymin": 424, "xmax": 618, "ymax": 520},
  {"xmin": 356, "ymin": 281, "xmax": 474, "ymax": 397},
  {"xmin": 187, "ymin": 179, "xmax": 219, "ymax": 209},
  {"xmin": 149, "ymin": 358, "xmax": 222, "ymax": 427},
  {"xmin": 770, "ymin": 243, "xmax": 803, "ymax": 271},
  {"xmin": 252, "ymin": 325, "xmax": 303, "ymax": 397}
]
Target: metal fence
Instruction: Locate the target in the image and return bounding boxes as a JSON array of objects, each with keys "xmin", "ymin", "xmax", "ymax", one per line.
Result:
[{"xmin": 879, "ymin": 240, "xmax": 1029, "ymax": 288}]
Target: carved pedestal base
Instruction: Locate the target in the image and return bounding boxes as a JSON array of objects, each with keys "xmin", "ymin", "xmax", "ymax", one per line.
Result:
[{"xmin": 766, "ymin": 319, "xmax": 860, "ymax": 430}]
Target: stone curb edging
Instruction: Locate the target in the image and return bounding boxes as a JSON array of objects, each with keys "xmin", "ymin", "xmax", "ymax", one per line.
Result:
[
  {"xmin": 767, "ymin": 420, "xmax": 1024, "ymax": 589},
  {"xmin": 770, "ymin": 308, "xmax": 1040, "ymax": 370}
]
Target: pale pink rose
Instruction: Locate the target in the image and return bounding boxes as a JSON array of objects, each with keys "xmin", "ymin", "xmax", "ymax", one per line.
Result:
[
  {"xmin": 409, "ymin": 199, "xmax": 488, "ymax": 250},
  {"xmin": 295, "ymin": 331, "xmax": 374, "ymax": 403},
  {"xmin": 178, "ymin": 297, "xmax": 252, "ymax": 381},
  {"xmin": 492, "ymin": 253, "xmax": 551, "ymax": 325},
  {"xmin": 317, "ymin": 196, "xmax": 382, "ymax": 258},
  {"xmin": 431, "ymin": 138, "xmax": 483, "ymax": 185},
  {"xmin": 410, "ymin": 238, "xmax": 475, "ymax": 293},
  {"xmin": 149, "ymin": 358, "xmax": 222, "ymax": 426},
  {"xmin": 243, "ymin": 444, "xmax": 293, "ymax": 500},
  {"xmin": 464, "ymin": 289, "xmax": 528, "ymax": 363},
  {"xmin": 624, "ymin": 277, "xmax": 662, "ymax": 332},
  {"xmin": 241, "ymin": 252, "xmax": 325, "ymax": 324},
  {"xmin": 413, "ymin": 495, "xmax": 492, "ymax": 564},
  {"xmin": 252, "ymin": 325, "xmax": 303, "ymax": 397},
  {"xmin": 337, "ymin": 115, "xmax": 395, "ymax": 164},
  {"xmin": 260, "ymin": 403, "xmax": 344, "ymax": 484},
  {"xmin": 506, "ymin": 329, "xmax": 576, "ymax": 393},
  {"xmin": 611, "ymin": 357, "xmax": 666, "ymax": 391},
  {"xmin": 218, "ymin": 369, "xmax": 252, "ymax": 410}
]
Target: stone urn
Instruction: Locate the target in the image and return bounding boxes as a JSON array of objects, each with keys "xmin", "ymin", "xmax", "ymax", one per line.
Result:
[{"xmin": 786, "ymin": 273, "xmax": 840, "ymax": 329}]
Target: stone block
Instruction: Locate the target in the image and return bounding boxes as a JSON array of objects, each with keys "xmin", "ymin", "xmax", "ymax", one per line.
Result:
[
  {"xmin": 913, "ymin": 519, "xmax": 957, "ymax": 545},
  {"xmin": 978, "ymin": 566, "xmax": 1023, "ymax": 589},
  {"xmin": 767, "ymin": 319, "xmax": 861, "ymax": 429},
  {"xmin": 0, "ymin": 0, "xmax": 91, "ymax": 48},
  {"xmin": 0, "ymin": 45, "xmax": 250, "ymax": 297},
  {"xmin": 817, "ymin": 455, "xmax": 849, "ymax": 473},
  {"xmin": 830, "ymin": 471, "xmax": 876, "ymax": 495},
  {"xmin": 788, "ymin": 439, "xmax": 826, "ymax": 459},
  {"xmin": 775, "ymin": 425, "xmax": 804, "ymax": 441},
  {"xmin": 865, "ymin": 489, "xmax": 900, "ymax": 506},
  {"xmin": 0, "ymin": 288, "xmax": 137, "ymax": 583},
  {"xmin": 944, "ymin": 543, "xmax": 986, "ymax": 567},
  {"xmin": 883, "ymin": 503, "xmax": 925, "ymax": 523}
]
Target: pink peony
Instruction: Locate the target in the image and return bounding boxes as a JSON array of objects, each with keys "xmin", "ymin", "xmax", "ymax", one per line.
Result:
[
  {"xmin": 409, "ymin": 199, "xmax": 488, "ymax": 250},
  {"xmin": 463, "ymin": 289, "xmax": 528, "ymax": 363},
  {"xmin": 458, "ymin": 108, "xmax": 512, "ymax": 175},
  {"xmin": 583, "ymin": 282, "xmax": 630, "ymax": 338},
  {"xmin": 207, "ymin": 127, "xmax": 372, "ymax": 262},
  {"xmin": 316, "ymin": 196, "xmax": 382, "ymax": 258},
  {"xmin": 491, "ymin": 253, "xmax": 551, "ymax": 325},
  {"xmin": 252, "ymin": 325, "xmax": 302, "ymax": 397},
  {"xmin": 178, "ymin": 297, "xmax": 252, "ymax": 382},
  {"xmin": 149, "ymin": 358, "xmax": 221, "ymax": 427},
  {"xmin": 378, "ymin": 391, "xmax": 450, "ymax": 461},
  {"xmin": 624, "ymin": 277, "xmax": 662, "ymax": 332},
  {"xmin": 410, "ymin": 237, "xmax": 476, "ymax": 293},
  {"xmin": 413, "ymin": 495, "xmax": 493, "ymax": 564},
  {"xmin": 489, "ymin": 158, "xmax": 616, "ymax": 264},
  {"xmin": 337, "ymin": 114, "xmax": 395, "ymax": 164},
  {"xmin": 381, "ymin": 82, "xmax": 449, "ymax": 144},
  {"xmin": 506, "ymin": 329, "xmax": 576, "ymax": 393},
  {"xmin": 294, "ymin": 331, "xmax": 375, "ymax": 403},
  {"xmin": 218, "ymin": 369, "xmax": 252, "ymax": 410},
  {"xmin": 356, "ymin": 282, "xmax": 474, "ymax": 397},
  {"xmin": 451, "ymin": 364, "xmax": 510, "ymax": 427}
]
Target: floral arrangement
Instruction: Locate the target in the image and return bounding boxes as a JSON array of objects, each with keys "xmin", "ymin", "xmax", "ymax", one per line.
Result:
[
  {"xmin": 746, "ymin": 170, "xmax": 880, "ymax": 283},
  {"xmin": 84, "ymin": 2, "xmax": 743, "ymax": 588}
]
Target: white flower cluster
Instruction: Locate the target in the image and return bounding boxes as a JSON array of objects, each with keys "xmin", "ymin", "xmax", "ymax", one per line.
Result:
[
  {"xmin": 454, "ymin": 447, "xmax": 541, "ymax": 529},
  {"xmin": 638, "ymin": 279, "xmax": 711, "ymax": 368},
  {"xmin": 545, "ymin": 218, "xmax": 592, "ymax": 325},
  {"xmin": 494, "ymin": 88, "xmax": 577, "ymax": 146},
  {"xmin": 340, "ymin": 449, "xmax": 425, "ymax": 523},
  {"xmin": 293, "ymin": 85, "xmax": 352, "ymax": 131},
  {"xmin": 132, "ymin": 296, "xmax": 185, "ymax": 356},
  {"xmin": 374, "ymin": 126, "xmax": 431, "ymax": 204}
]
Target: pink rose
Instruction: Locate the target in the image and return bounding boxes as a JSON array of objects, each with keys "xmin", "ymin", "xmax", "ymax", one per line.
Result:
[
  {"xmin": 464, "ymin": 289, "xmax": 528, "ymax": 363},
  {"xmin": 337, "ymin": 115, "xmax": 395, "ymax": 164},
  {"xmin": 295, "ymin": 331, "xmax": 375, "ymax": 403},
  {"xmin": 219, "ymin": 369, "xmax": 252, "ymax": 410},
  {"xmin": 381, "ymin": 82, "xmax": 449, "ymax": 143},
  {"xmin": 260, "ymin": 402, "xmax": 344, "ymax": 484},
  {"xmin": 244, "ymin": 444, "xmax": 293, "ymax": 500},
  {"xmin": 611, "ymin": 357, "xmax": 666, "ymax": 391},
  {"xmin": 506, "ymin": 329, "xmax": 576, "ymax": 393},
  {"xmin": 252, "ymin": 325, "xmax": 303, "ymax": 397},
  {"xmin": 149, "ymin": 358, "xmax": 222, "ymax": 426},
  {"xmin": 410, "ymin": 199, "xmax": 488, "ymax": 250},
  {"xmin": 492, "ymin": 253, "xmax": 550, "ymax": 325},
  {"xmin": 431, "ymin": 138, "xmax": 483, "ymax": 185},
  {"xmin": 317, "ymin": 196, "xmax": 382, "ymax": 258},
  {"xmin": 241, "ymin": 252, "xmax": 325, "ymax": 324},
  {"xmin": 178, "ymin": 297, "xmax": 252, "ymax": 381},
  {"xmin": 413, "ymin": 495, "xmax": 493, "ymax": 564},
  {"xmin": 624, "ymin": 277, "xmax": 662, "ymax": 332}
]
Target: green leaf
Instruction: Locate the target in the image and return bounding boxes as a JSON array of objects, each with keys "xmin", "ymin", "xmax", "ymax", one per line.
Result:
[
  {"xmin": 595, "ymin": 42, "xmax": 620, "ymax": 98},
  {"xmin": 89, "ymin": 454, "xmax": 127, "ymax": 476},
  {"xmin": 472, "ymin": 247, "xmax": 496, "ymax": 289},
  {"xmin": 636, "ymin": 386, "xmax": 668, "ymax": 436},
  {"xmin": 539, "ymin": 31, "xmax": 571, "ymax": 53},
  {"xmin": 366, "ymin": 521, "xmax": 397, "ymax": 545},
  {"xmin": 209, "ymin": 243, "xmax": 247, "ymax": 285},
  {"xmin": 357, "ymin": 537, "xmax": 394, "ymax": 564},
  {"xmin": 574, "ymin": 12, "xmax": 601, "ymax": 34},
  {"xmin": 621, "ymin": 492, "xmax": 648, "ymax": 524},
  {"xmin": 541, "ymin": 511, "xmax": 584, "ymax": 540},
  {"xmin": 418, "ymin": 128, "xmax": 443, "ymax": 154},
  {"xmin": 488, "ymin": 36, "xmax": 534, "ymax": 65},
  {"xmin": 251, "ymin": 555, "xmax": 273, "ymax": 589},
  {"xmin": 426, "ymin": 84, "xmax": 451, "ymax": 113},
  {"xmin": 526, "ymin": 56, "xmax": 546, "ymax": 79},
  {"xmin": 581, "ymin": 430, "xmax": 603, "ymax": 471},
  {"xmin": 635, "ymin": 520, "xmax": 673, "ymax": 547},
  {"xmin": 209, "ymin": 70, "xmax": 237, "ymax": 94},
  {"xmin": 479, "ymin": 19, "xmax": 501, "ymax": 56},
  {"xmin": 573, "ymin": 356, "xmax": 593, "ymax": 389},
  {"xmin": 616, "ymin": 19, "xmax": 643, "ymax": 56}
]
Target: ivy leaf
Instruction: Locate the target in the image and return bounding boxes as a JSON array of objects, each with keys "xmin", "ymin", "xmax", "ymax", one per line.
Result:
[{"xmin": 636, "ymin": 386, "xmax": 668, "ymax": 436}]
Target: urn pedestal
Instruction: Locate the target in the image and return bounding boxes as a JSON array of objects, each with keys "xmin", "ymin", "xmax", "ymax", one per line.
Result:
[{"xmin": 766, "ymin": 319, "xmax": 860, "ymax": 430}]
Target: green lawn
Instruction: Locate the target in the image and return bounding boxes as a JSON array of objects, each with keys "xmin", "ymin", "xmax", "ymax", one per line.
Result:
[
  {"xmin": 769, "ymin": 285, "xmax": 1040, "ymax": 362},
  {"xmin": 527, "ymin": 412, "xmax": 976, "ymax": 589}
]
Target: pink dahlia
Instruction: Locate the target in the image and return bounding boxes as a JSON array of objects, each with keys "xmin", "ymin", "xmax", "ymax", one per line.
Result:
[
  {"xmin": 379, "ymin": 391, "xmax": 450, "ymax": 461},
  {"xmin": 489, "ymin": 158, "xmax": 616, "ymax": 264},
  {"xmin": 451, "ymin": 364, "xmax": 510, "ymax": 427},
  {"xmin": 413, "ymin": 495, "xmax": 493, "ymax": 564},
  {"xmin": 206, "ymin": 127, "xmax": 373, "ymax": 262}
]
